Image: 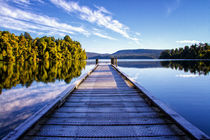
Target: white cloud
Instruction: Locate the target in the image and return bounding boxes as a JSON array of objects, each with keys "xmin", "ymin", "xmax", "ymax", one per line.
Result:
[
  {"xmin": 0, "ymin": 16, "xmax": 43, "ymax": 34},
  {"xmin": 166, "ymin": 0, "xmax": 181, "ymax": 16},
  {"xmin": 0, "ymin": 0, "xmax": 141, "ymax": 42},
  {"xmin": 132, "ymin": 72, "xmax": 140, "ymax": 80},
  {"xmin": 135, "ymin": 32, "xmax": 141, "ymax": 36},
  {"xmin": 93, "ymin": 32, "xmax": 117, "ymax": 40},
  {"xmin": 9, "ymin": 0, "xmax": 44, "ymax": 5},
  {"xmin": 95, "ymin": 5, "xmax": 112, "ymax": 15},
  {"xmin": 50, "ymin": 0, "xmax": 139, "ymax": 42},
  {"xmin": 0, "ymin": 1, "xmax": 89, "ymax": 37},
  {"xmin": 13, "ymin": 0, "xmax": 30, "ymax": 5},
  {"xmin": 176, "ymin": 40, "xmax": 202, "ymax": 44},
  {"xmin": 36, "ymin": 0, "xmax": 44, "ymax": 3},
  {"xmin": 176, "ymin": 74, "xmax": 200, "ymax": 78},
  {"xmin": 0, "ymin": 80, "xmax": 70, "ymax": 129}
]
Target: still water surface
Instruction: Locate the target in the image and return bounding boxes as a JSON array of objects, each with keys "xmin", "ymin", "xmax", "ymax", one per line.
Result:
[
  {"xmin": 0, "ymin": 60, "xmax": 95, "ymax": 138},
  {"xmin": 0, "ymin": 60, "xmax": 209, "ymax": 138},
  {"xmin": 117, "ymin": 60, "xmax": 210, "ymax": 136}
]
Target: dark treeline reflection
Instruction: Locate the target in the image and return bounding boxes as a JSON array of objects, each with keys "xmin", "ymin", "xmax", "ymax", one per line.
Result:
[
  {"xmin": 0, "ymin": 60, "xmax": 86, "ymax": 94},
  {"xmin": 161, "ymin": 61, "xmax": 210, "ymax": 75}
]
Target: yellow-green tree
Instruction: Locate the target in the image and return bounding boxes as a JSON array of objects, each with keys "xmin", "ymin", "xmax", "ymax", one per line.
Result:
[{"xmin": 0, "ymin": 31, "xmax": 87, "ymax": 61}]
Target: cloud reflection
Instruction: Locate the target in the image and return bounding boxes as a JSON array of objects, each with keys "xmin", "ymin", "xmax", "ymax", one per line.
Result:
[
  {"xmin": 0, "ymin": 81, "xmax": 70, "ymax": 138},
  {"xmin": 176, "ymin": 74, "xmax": 200, "ymax": 78}
]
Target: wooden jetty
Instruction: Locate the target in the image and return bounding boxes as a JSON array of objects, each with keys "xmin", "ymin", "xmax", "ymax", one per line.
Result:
[{"xmin": 3, "ymin": 62, "xmax": 209, "ymax": 140}]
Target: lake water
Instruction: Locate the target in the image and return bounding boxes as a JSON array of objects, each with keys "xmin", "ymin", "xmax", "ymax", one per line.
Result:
[
  {"xmin": 116, "ymin": 60, "xmax": 210, "ymax": 136},
  {"xmin": 0, "ymin": 60, "xmax": 95, "ymax": 139},
  {"xmin": 0, "ymin": 59, "xmax": 209, "ymax": 138}
]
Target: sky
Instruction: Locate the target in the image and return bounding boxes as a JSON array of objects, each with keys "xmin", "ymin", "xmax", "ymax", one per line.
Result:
[{"xmin": 0, "ymin": 0, "xmax": 209, "ymax": 53}]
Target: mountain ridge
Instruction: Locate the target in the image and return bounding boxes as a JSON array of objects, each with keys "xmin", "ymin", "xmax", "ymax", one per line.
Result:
[{"xmin": 86, "ymin": 49, "xmax": 164, "ymax": 59}]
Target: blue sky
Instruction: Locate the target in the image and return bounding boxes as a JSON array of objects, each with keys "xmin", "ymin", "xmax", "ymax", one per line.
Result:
[{"xmin": 0, "ymin": 0, "xmax": 209, "ymax": 53}]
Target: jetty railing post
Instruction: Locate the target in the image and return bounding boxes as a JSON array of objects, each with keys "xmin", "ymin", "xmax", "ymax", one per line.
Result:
[
  {"xmin": 96, "ymin": 59, "xmax": 98, "ymax": 64},
  {"xmin": 111, "ymin": 58, "xmax": 114, "ymax": 65},
  {"xmin": 115, "ymin": 58, "xmax": 118, "ymax": 66},
  {"xmin": 111, "ymin": 58, "xmax": 117, "ymax": 66}
]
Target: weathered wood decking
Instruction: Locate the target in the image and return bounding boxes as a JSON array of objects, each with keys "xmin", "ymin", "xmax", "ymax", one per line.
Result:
[{"xmin": 3, "ymin": 64, "xmax": 209, "ymax": 140}]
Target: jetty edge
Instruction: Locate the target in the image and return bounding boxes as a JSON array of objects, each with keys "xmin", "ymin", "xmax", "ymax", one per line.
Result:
[{"xmin": 112, "ymin": 64, "xmax": 210, "ymax": 140}]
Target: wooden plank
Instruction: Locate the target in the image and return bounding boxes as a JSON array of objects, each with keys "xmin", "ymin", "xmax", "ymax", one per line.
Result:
[
  {"xmin": 79, "ymin": 82, "xmax": 128, "ymax": 85},
  {"xmin": 112, "ymin": 65, "xmax": 210, "ymax": 139},
  {"xmin": 71, "ymin": 93, "xmax": 139, "ymax": 96},
  {"xmin": 62, "ymin": 101, "xmax": 149, "ymax": 107},
  {"xmin": 77, "ymin": 87, "xmax": 134, "ymax": 90},
  {"xmin": 78, "ymin": 85, "xmax": 132, "ymax": 88},
  {"xmin": 73, "ymin": 90, "xmax": 139, "ymax": 94},
  {"xmin": 23, "ymin": 136, "xmax": 191, "ymax": 140},
  {"xmin": 77, "ymin": 88, "xmax": 135, "ymax": 90},
  {"xmin": 80, "ymin": 76, "xmax": 130, "ymax": 80},
  {"xmin": 27, "ymin": 124, "xmax": 185, "ymax": 137},
  {"xmin": 79, "ymin": 80, "xmax": 125, "ymax": 82},
  {"xmin": 64, "ymin": 100, "xmax": 147, "ymax": 103},
  {"xmin": 72, "ymin": 93, "xmax": 138, "ymax": 96},
  {"xmin": 66, "ymin": 97, "xmax": 144, "ymax": 102},
  {"xmin": 62, "ymin": 104, "xmax": 149, "ymax": 108},
  {"xmin": 56, "ymin": 106, "xmax": 155, "ymax": 113},
  {"xmin": 42, "ymin": 117, "xmax": 172, "ymax": 125},
  {"xmin": 50, "ymin": 112, "xmax": 165, "ymax": 118},
  {"xmin": 2, "ymin": 65, "xmax": 98, "ymax": 140},
  {"xmin": 75, "ymin": 89, "xmax": 137, "ymax": 91},
  {"xmin": 63, "ymin": 103, "xmax": 149, "ymax": 108},
  {"xmin": 68, "ymin": 96, "xmax": 143, "ymax": 100},
  {"xmin": 85, "ymin": 77, "xmax": 123, "ymax": 79},
  {"xmin": 73, "ymin": 90, "xmax": 139, "ymax": 95},
  {"xmin": 82, "ymin": 79, "xmax": 129, "ymax": 82}
]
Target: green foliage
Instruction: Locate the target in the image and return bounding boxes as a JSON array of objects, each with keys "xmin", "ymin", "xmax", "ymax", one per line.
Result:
[
  {"xmin": 24, "ymin": 32, "xmax": 32, "ymax": 40},
  {"xmin": 0, "ymin": 60, "xmax": 86, "ymax": 94},
  {"xmin": 159, "ymin": 43, "xmax": 210, "ymax": 59},
  {"xmin": 0, "ymin": 31, "xmax": 87, "ymax": 61}
]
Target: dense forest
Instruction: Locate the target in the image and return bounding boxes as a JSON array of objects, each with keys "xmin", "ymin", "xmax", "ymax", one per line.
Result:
[
  {"xmin": 0, "ymin": 31, "xmax": 86, "ymax": 61},
  {"xmin": 159, "ymin": 43, "xmax": 210, "ymax": 59},
  {"xmin": 160, "ymin": 61, "xmax": 210, "ymax": 75},
  {"xmin": 0, "ymin": 60, "xmax": 86, "ymax": 94}
]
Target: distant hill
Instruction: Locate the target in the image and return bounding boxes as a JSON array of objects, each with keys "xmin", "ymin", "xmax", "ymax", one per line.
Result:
[
  {"xmin": 86, "ymin": 49, "xmax": 163, "ymax": 59},
  {"xmin": 86, "ymin": 52, "xmax": 111, "ymax": 58}
]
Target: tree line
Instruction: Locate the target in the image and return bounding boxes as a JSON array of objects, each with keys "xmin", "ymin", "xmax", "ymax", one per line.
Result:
[
  {"xmin": 159, "ymin": 43, "xmax": 210, "ymax": 59},
  {"xmin": 0, "ymin": 60, "xmax": 86, "ymax": 94},
  {"xmin": 0, "ymin": 31, "xmax": 87, "ymax": 61}
]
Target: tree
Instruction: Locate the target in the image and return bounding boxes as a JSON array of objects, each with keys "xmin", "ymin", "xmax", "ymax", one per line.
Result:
[
  {"xmin": 0, "ymin": 31, "xmax": 87, "ymax": 61},
  {"xmin": 159, "ymin": 43, "xmax": 210, "ymax": 59},
  {"xmin": 64, "ymin": 35, "xmax": 72, "ymax": 42},
  {"xmin": 159, "ymin": 50, "xmax": 170, "ymax": 59},
  {"xmin": 24, "ymin": 32, "xmax": 32, "ymax": 40}
]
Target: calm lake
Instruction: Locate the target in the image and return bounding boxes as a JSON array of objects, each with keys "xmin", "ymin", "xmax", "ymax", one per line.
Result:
[
  {"xmin": 0, "ymin": 59, "xmax": 209, "ymax": 138},
  {"xmin": 116, "ymin": 59, "xmax": 210, "ymax": 136},
  {"xmin": 0, "ymin": 60, "xmax": 95, "ymax": 139}
]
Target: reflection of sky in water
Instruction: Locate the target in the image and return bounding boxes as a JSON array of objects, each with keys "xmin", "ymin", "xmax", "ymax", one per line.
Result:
[
  {"xmin": 0, "ymin": 64, "xmax": 95, "ymax": 138},
  {"xmin": 118, "ymin": 66, "xmax": 210, "ymax": 136}
]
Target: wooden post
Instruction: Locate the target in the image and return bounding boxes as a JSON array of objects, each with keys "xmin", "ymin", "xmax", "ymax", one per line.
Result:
[
  {"xmin": 115, "ymin": 58, "xmax": 117, "ymax": 66},
  {"xmin": 111, "ymin": 58, "xmax": 114, "ymax": 65},
  {"xmin": 111, "ymin": 58, "xmax": 117, "ymax": 66},
  {"xmin": 96, "ymin": 59, "xmax": 98, "ymax": 64}
]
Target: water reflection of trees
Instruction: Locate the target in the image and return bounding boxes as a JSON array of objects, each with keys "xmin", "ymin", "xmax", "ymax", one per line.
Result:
[
  {"xmin": 0, "ymin": 60, "xmax": 86, "ymax": 94},
  {"xmin": 160, "ymin": 61, "xmax": 210, "ymax": 75}
]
